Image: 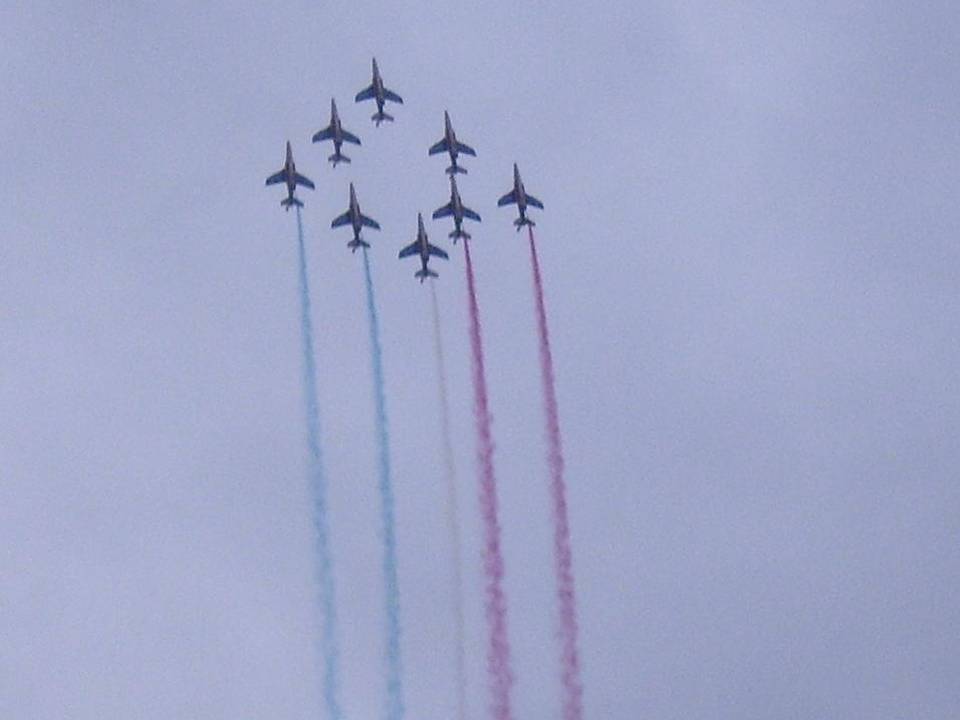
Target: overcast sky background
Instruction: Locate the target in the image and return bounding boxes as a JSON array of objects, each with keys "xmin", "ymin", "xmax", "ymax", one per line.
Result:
[{"xmin": 2, "ymin": 2, "xmax": 959, "ymax": 718}]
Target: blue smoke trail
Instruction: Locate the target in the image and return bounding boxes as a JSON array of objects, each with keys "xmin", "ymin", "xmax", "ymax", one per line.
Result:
[
  {"xmin": 362, "ymin": 247, "xmax": 405, "ymax": 720},
  {"xmin": 296, "ymin": 206, "xmax": 342, "ymax": 720}
]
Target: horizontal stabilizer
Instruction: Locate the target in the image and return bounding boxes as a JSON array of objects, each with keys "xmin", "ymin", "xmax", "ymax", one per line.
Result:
[
  {"xmin": 398, "ymin": 241, "xmax": 419, "ymax": 259},
  {"xmin": 455, "ymin": 141, "xmax": 476, "ymax": 157},
  {"xmin": 415, "ymin": 267, "xmax": 438, "ymax": 282},
  {"xmin": 332, "ymin": 211, "xmax": 352, "ymax": 228},
  {"xmin": 355, "ymin": 85, "xmax": 376, "ymax": 102},
  {"xmin": 514, "ymin": 216, "xmax": 535, "ymax": 230},
  {"xmin": 462, "ymin": 206, "xmax": 482, "ymax": 222},
  {"xmin": 348, "ymin": 237, "xmax": 371, "ymax": 252},
  {"xmin": 341, "ymin": 130, "xmax": 362, "ymax": 146},
  {"xmin": 360, "ymin": 213, "xmax": 380, "ymax": 230},
  {"xmin": 446, "ymin": 164, "xmax": 467, "ymax": 176},
  {"xmin": 329, "ymin": 152, "xmax": 351, "ymax": 165},
  {"xmin": 427, "ymin": 243, "xmax": 448, "ymax": 260},
  {"xmin": 281, "ymin": 196, "xmax": 303, "ymax": 209},
  {"xmin": 526, "ymin": 194, "xmax": 544, "ymax": 209},
  {"xmin": 449, "ymin": 228, "xmax": 471, "ymax": 242},
  {"xmin": 266, "ymin": 169, "xmax": 287, "ymax": 186},
  {"xmin": 294, "ymin": 172, "xmax": 315, "ymax": 190},
  {"xmin": 498, "ymin": 189, "xmax": 518, "ymax": 207},
  {"xmin": 312, "ymin": 126, "xmax": 334, "ymax": 143},
  {"xmin": 372, "ymin": 111, "xmax": 394, "ymax": 125},
  {"xmin": 429, "ymin": 138, "xmax": 449, "ymax": 156},
  {"xmin": 432, "ymin": 203, "xmax": 453, "ymax": 220},
  {"xmin": 383, "ymin": 89, "xmax": 403, "ymax": 104}
]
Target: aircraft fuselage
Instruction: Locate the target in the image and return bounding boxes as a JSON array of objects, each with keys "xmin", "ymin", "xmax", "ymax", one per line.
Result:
[{"xmin": 349, "ymin": 190, "xmax": 362, "ymax": 235}]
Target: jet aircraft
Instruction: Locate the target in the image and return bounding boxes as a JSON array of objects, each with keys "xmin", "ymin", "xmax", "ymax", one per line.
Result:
[
  {"xmin": 497, "ymin": 163, "xmax": 544, "ymax": 229},
  {"xmin": 432, "ymin": 175, "xmax": 481, "ymax": 242},
  {"xmin": 399, "ymin": 213, "xmax": 449, "ymax": 282},
  {"xmin": 312, "ymin": 99, "xmax": 361, "ymax": 166},
  {"xmin": 355, "ymin": 58, "xmax": 404, "ymax": 126},
  {"xmin": 265, "ymin": 141, "xmax": 315, "ymax": 210},
  {"xmin": 332, "ymin": 182, "xmax": 381, "ymax": 251},
  {"xmin": 428, "ymin": 111, "xmax": 476, "ymax": 175}
]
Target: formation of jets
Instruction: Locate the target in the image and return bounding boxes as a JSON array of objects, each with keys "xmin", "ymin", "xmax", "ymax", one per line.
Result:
[{"xmin": 265, "ymin": 58, "xmax": 543, "ymax": 279}]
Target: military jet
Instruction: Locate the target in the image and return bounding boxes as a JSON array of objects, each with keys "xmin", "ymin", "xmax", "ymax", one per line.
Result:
[
  {"xmin": 497, "ymin": 163, "xmax": 544, "ymax": 230},
  {"xmin": 432, "ymin": 175, "xmax": 481, "ymax": 242},
  {"xmin": 332, "ymin": 182, "xmax": 381, "ymax": 251},
  {"xmin": 312, "ymin": 99, "xmax": 361, "ymax": 166},
  {"xmin": 355, "ymin": 58, "xmax": 404, "ymax": 126},
  {"xmin": 399, "ymin": 213, "xmax": 449, "ymax": 282},
  {"xmin": 428, "ymin": 111, "xmax": 476, "ymax": 175},
  {"xmin": 265, "ymin": 141, "xmax": 315, "ymax": 210}
]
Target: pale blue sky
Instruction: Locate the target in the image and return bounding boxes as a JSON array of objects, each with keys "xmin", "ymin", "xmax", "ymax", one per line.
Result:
[{"xmin": 2, "ymin": 2, "xmax": 959, "ymax": 719}]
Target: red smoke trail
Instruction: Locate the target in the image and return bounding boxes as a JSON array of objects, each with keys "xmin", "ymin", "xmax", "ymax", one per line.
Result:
[
  {"xmin": 463, "ymin": 239, "xmax": 514, "ymax": 720},
  {"xmin": 528, "ymin": 227, "xmax": 583, "ymax": 720}
]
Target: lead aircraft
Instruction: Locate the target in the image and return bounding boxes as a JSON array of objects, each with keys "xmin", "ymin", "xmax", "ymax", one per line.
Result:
[
  {"xmin": 265, "ymin": 141, "xmax": 315, "ymax": 210},
  {"xmin": 355, "ymin": 58, "xmax": 404, "ymax": 126}
]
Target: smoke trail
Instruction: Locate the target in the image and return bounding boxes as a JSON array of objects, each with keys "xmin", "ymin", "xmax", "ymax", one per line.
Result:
[
  {"xmin": 295, "ymin": 206, "xmax": 342, "ymax": 720},
  {"xmin": 430, "ymin": 283, "xmax": 468, "ymax": 720},
  {"xmin": 463, "ymin": 239, "xmax": 513, "ymax": 720},
  {"xmin": 527, "ymin": 227, "xmax": 583, "ymax": 720},
  {"xmin": 361, "ymin": 247, "xmax": 405, "ymax": 720}
]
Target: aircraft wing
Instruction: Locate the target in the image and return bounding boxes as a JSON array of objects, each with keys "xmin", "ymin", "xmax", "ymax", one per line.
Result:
[
  {"xmin": 462, "ymin": 206, "xmax": 482, "ymax": 222},
  {"xmin": 432, "ymin": 202, "xmax": 453, "ymax": 220},
  {"xmin": 341, "ymin": 130, "xmax": 362, "ymax": 146},
  {"xmin": 312, "ymin": 125, "xmax": 335, "ymax": 143},
  {"xmin": 498, "ymin": 189, "xmax": 518, "ymax": 206},
  {"xmin": 332, "ymin": 211, "xmax": 352, "ymax": 228},
  {"xmin": 429, "ymin": 138, "xmax": 449, "ymax": 155},
  {"xmin": 427, "ymin": 243, "xmax": 449, "ymax": 260},
  {"xmin": 359, "ymin": 214, "xmax": 381, "ymax": 230},
  {"xmin": 294, "ymin": 173, "xmax": 315, "ymax": 190},
  {"xmin": 265, "ymin": 169, "xmax": 287, "ymax": 186},
  {"xmin": 383, "ymin": 88, "xmax": 403, "ymax": 104},
  {"xmin": 398, "ymin": 241, "xmax": 419, "ymax": 259},
  {"xmin": 526, "ymin": 194, "xmax": 544, "ymax": 209},
  {"xmin": 455, "ymin": 141, "xmax": 476, "ymax": 157},
  {"xmin": 355, "ymin": 85, "xmax": 376, "ymax": 102}
]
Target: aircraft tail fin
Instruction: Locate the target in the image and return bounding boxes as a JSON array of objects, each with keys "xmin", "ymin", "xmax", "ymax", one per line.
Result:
[
  {"xmin": 281, "ymin": 196, "xmax": 304, "ymax": 210},
  {"xmin": 416, "ymin": 268, "xmax": 439, "ymax": 282},
  {"xmin": 514, "ymin": 216, "xmax": 535, "ymax": 230},
  {"xmin": 446, "ymin": 163, "xmax": 467, "ymax": 176},
  {"xmin": 348, "ymin": 237, "xmax": 370, "ymax": 252},
  {"xmin": 449, "ymin": 227, "xmax": 471, "ymax": 242},
  {"xmin": 329, "ymin": 152, "xmax": 351, "ymax": 166},
  {"xmin": 372, "ymin": 111, "xmax": 394, "ymax": 126}
]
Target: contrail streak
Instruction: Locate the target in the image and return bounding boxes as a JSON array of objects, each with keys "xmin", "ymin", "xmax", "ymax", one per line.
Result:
[
  {"xmin": 463, "ymin": 239, "xmax": 513, "ymax": 720},
  {"xmin": 362, "ymin": 247, "xmax": 405, "ymax": 720},
  {"xmin": 295, "ymin": 207, "xmax": 342, "ymax": 720},
  {"xmin": 527, "ymin": 227, "xmax": 583, "ymax": 720},
  {"xmin": 430, "ymin": 282, "xmax": 468, "ymax": 720}
]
